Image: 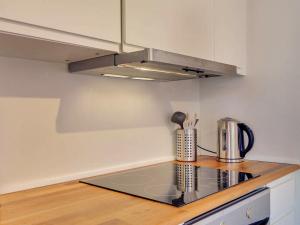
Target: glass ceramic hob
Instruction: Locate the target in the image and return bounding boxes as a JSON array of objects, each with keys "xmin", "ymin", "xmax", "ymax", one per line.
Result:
[{"xmin": 80, "ymin": 162, "xmax": 259, "ymax": 207}]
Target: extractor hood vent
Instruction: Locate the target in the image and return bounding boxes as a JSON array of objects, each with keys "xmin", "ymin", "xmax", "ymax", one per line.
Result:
[{"xmin": 68, "ymin": 49, "xmax": 238, "ymax": 81}]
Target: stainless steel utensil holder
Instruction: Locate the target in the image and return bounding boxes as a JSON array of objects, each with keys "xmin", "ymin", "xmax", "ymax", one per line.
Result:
[{"xmin": 176, "ymin": 129, "xmax": 197, "ymax": 162}]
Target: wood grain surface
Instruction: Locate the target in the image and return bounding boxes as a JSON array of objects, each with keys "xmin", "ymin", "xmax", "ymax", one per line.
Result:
[{"xmin": 1, "ymin": 156, "xmax": 299, "ymax": 225}]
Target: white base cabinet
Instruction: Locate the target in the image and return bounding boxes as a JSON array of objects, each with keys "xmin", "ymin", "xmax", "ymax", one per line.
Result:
[
  {"xmin": 267, "ymin": 171, "xmax": 299, "ymax": 225},
  {"xmin": 296, "ymin": 171, "xmax": 300, "ymax": 223},
  {"xmin": 272, "ymin": 211, "xmax": 295, "ymax": 225}
]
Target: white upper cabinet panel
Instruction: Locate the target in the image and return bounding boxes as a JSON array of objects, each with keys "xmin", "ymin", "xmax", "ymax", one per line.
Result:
[
  {"xmin": 0, "ymin": 0, "xmax": 247, "ymax": 70},
  {"xmin": 0, "ymin": 0, "xmax": 121, "ymax": 43},
  {"xmin": 123, "ymin": 0, "xmax": 214, "ymax": 60},
  {"xmin": 213, "ymin": 0, "xmax": 247, "ymax": 75}
]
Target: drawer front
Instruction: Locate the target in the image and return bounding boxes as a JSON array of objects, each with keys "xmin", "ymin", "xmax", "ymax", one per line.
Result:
[{"xmin": 190, "ymin": 189, "xmax": 270, "ymax": 225}]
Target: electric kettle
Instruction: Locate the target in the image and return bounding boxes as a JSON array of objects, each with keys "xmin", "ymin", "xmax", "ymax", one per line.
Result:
[{"xmin": 217, "ymin": 118, "xmax": 254, "ymax": 163}]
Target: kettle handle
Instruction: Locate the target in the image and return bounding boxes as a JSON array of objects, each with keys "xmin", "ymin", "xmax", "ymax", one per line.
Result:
[{"xmin": 238, "ymin": 123, "xmax": 254, "ymax": 158}]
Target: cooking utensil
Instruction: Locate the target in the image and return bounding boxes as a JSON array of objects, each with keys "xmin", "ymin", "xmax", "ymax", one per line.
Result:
[
  {"xmin": 193, "ymin": 113, "xmax": 199, "ymax": 128},
  {"xmin": 171, "ymin": 111, "xmax": 186, "ymax": 129},
  {"xmin": 181, "ymin": 112, "xmax": 199, "ymax": 129},
  {"xmin": 184, "ymin": 113, "xmax": 192, "ymax": 129},
  {"xmin": 194, "ymin": 119, "xmax": 199, "ymax": 127}
]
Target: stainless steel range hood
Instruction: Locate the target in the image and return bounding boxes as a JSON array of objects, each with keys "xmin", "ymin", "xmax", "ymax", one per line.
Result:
[{"xmin": 68, "ymin": 49, "xmax": 238, "ymax": 81}]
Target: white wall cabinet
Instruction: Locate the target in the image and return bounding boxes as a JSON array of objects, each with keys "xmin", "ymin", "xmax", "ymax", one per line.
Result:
[
  {"xmin": 0, "ymin": 0, "xmax": 247, "ymax": 72},
  {"xmin": 213, "ymin": 0, "xmax": 247, "ymax": 75},
  {"xmin": 267, "ymin": 171, "xmax": 299, "ymax": 225},
  {"xmin": 123, "ymin": 0, "xmax": 247, "ymax": 74},
  {"xmin": 0, "ymin": 0, "xmax": 121, "ymax": 43},
  {"xmin": 0, "ymin": 0, "xmax": 121, "ymax": 62},
  {"xmin": 123, "ymin": 0, "xmax": 214, "ymax": 60}
]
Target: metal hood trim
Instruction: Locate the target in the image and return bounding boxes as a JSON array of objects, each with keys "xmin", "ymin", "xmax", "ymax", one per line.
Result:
[{"xmin": 68, "ymin": 49, "xmax": 238, "ymax": 81}]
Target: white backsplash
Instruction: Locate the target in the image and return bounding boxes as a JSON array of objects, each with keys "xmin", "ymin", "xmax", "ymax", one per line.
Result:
[{"xmin": 0, "ymin": 56, "xmax": 200, "ymax": 194}]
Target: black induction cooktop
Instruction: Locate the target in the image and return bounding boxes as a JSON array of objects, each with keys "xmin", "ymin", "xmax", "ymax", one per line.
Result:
[{"xmin": 80, "ymin": 162, "xmax": 259, "ymax": 207}]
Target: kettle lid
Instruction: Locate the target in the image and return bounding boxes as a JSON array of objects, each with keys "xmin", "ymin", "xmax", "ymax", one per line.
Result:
[{"xmin": 218, "ymin": 117, "xmax": 240, "ymax": 123}]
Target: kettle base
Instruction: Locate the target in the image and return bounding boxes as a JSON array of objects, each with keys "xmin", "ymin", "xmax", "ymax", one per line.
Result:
[{"xmin": 217, "ymin": 157, "xmax": 244, "ymax": 163}]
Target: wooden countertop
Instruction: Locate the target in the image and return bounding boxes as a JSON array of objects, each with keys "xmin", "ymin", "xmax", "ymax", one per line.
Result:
[{"xmin": 1, "ymin": 156, "xmax": 299, "ymax": 225}]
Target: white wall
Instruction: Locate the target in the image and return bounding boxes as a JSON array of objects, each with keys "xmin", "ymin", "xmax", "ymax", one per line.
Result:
[
  {"xmin": 1, "ymin": 0, "xmax": 300, "ymax": 194},
  {"xmin": 198, "ymin": 0, "xmax": 300, "ymax": 163},
  {"xmin": 0, "ymin": 56, "xmax": 200, "ymax": 194}
]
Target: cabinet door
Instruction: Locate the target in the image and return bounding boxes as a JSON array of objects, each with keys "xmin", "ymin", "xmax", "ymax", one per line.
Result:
[
  {"xmin": 272, "ymin": 211, "xmax": 295, "ymax": 225},
  {"xmin": 213, "ymin": 0, "xmax": 247, "ymax": 75},
  {"xmin": 0, "ymin": 0, "xmax": 121, "ymax": 43},
  {"xmin": 123, "ymin": 0, "xmax": 214, "ymax": 60},
  {"xmin": 267, "ymin": 173, "xmax": 296, "ymax": 224}
]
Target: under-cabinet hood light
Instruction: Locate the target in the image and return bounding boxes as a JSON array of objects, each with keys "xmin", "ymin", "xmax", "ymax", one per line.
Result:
[
  {"xmin": 117, "ymin": 64, "xmax": 191, "ymax": 77},
  {"xmin": 102, "ymin": 74, "xmax": 129, "ymax": 78},
  {"xmin": 131, "ymin": 77, "xmax": 154, "ymax": 81}
]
